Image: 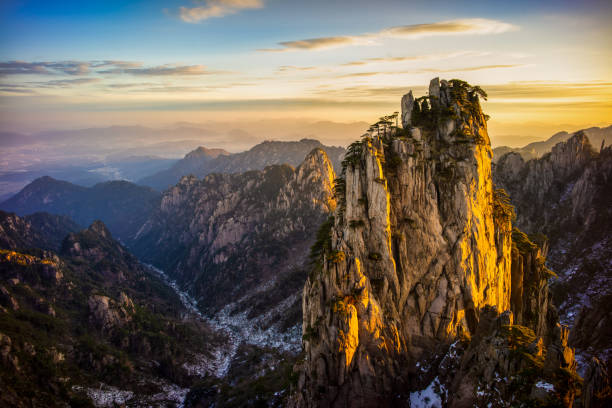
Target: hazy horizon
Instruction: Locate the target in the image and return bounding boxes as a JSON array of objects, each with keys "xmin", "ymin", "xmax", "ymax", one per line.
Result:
[{"xmin": 1, "ymin": 0, "xmax": 611, "ymax": 149}]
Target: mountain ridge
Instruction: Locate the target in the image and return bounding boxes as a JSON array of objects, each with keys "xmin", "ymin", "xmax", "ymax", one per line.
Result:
[{"xmin": 139, "ymin": 138, "xmax": 345, "ymax": 191}]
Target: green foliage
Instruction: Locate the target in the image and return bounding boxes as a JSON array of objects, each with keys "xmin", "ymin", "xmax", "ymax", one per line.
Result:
[
  {"xmin": 512, "ymin": 228, "xmax": 538, "ymax": 255},
  {"xmin": 328, "ymin": 250, "xmax": 345, "ymax": 264},
  {"xmin": 341, "ymin": 140, "xmax": 364, "ymax": 174},
  {"xmin": 402, "ymin": 217, "xmax": 417, "ymax": 228},
  {"xmin": 492, "ymin": 188, "xmax": 516, "ymax": 230},
  {"xmin": 349, "ymin": 219, "xmax": 365, "ymax": 228},
  {"xmin": 500, "ymin": 324, "xmax": 537, "ymax": 349},
  {"xmin": 368, "ymin": 252, "xmax": 382, "ymax": 261},
  {"xmin": 386, "ymin": 154, "xmax": 403, "ymax": 170},
  {"xmin": 303, "ymin": 324, "xmax": 318, "ymax": 341},
  {"xmin": 333, "ymin": 177, "xmax": 347, "ymax": 220},
  {"xmin": 309, "ymin": 216, "xmax": 334, "ymax": 273}
]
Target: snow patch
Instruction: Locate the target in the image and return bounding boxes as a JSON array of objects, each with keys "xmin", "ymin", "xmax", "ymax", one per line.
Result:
[
  {"xmin": 73, "ymin": 385, "xmax": 134, "ymax": 408},
  {"xmin": 535, "ymin": 381, "xmax": 555, "ymax": 392},
  {"xmin": 410, "ymin": 377, "xmax": 444, "ymax": 408}
]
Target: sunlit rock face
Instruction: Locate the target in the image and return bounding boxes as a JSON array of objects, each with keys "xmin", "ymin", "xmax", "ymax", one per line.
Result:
[
  {"xmin": 292, "ymin": 79, "xmax": 577, "ymax": 407},
  {"xmin": 293, "ymin": 78, "xmax": 512, "ymax": 406}
]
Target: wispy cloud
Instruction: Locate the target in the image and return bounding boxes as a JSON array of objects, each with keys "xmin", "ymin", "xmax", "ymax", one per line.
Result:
[
  {"xmin": 259, "ymin": 18, "xmax": 518, "ymax": 52},
  {"xmin": 313, "ymin": 81, "xmax": 612, "ymax": 103},
  {"xmin": 98, "ymin": 64, "xmax": 221, "ymax": 76},
  {"xmin": 33, "ymin": 78, "xmax": 101, "ymax": 88},
  {"xmin": 0, "ymin": 61, "xmax": 91, "ymax": 76},
  {"xmin": 331, "ymin": 64, "xmax": 525, "ymax": 79},
  {"xmin": 0, "ymin": 60, "xmax": 139, "ymax": 76},
  {"xmin": 277, "ymin": 65, "xmax": 317, "ymax": 73},
  {"xmin": 0, "ymin": 60, "xmax": 224, "ymax": 78},
  {"xmin": 341, "ymin": 51, "xmax": 491, "ymax": 67},
  {"xmin": 0, "ymin": 83, "xmax": 35, "ymax": 94},
  {"xmin": 179, "ymin": 0, "xmax": 264, "ymax": 23}
]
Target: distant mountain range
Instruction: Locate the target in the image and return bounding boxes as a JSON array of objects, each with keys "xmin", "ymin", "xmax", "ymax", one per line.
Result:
[
  {"xmin": 492, "ymin": 125, "xmax": 612, "ymax": 162},
  {"xmin": 139, "ymin": 138, "xmax": 345, "ymax": 191},
  {"xmin": 0, "ymin": 177, "xmax": 160, "ymax": 242}
]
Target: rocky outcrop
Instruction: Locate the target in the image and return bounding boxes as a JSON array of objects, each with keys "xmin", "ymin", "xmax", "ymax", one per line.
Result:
[
  {"xmin": 447, "ymin": 307, "xmax": 579, "ymax": 408},
  {"xmin": 134, "ymin": 148, "xmax": 336, "ymax": 329},
  {"xmin": 292, "ymin": 79, "xmax": 578, "ymax": 407},
  {"xmin": 88, "ymin": 293, "xmax": 134, "ymax": 333},
  {"xmin": 400, "ymin": 91, "xmax": 414, "ymax": 128}
]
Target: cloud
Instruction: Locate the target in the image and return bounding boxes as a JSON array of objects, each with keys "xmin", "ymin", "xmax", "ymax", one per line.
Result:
[
  {"xmin": 259, "ymin": 18, "xmax": 518, "ymax": 52},
  {"xmin": 0, "ymin": 61, "xmax": 91, "ymax": 76},
  {"xmin": 313, "ymin": 81, "xmax": 612, "ymax": 104},
  {"xmin": 98, "ymin": 64, "xmax": 219, "ymax": 76},
  {"xmin": 330, "ymin": 64, "xmax": 525, "ymax": 79},
  {"xmin": 179, "ymin": 0, "xmax": 264, "ymax": 23},
  {"xmin": 0, "ymin": 60, "xmax": 140, "ymax": 76},
  {"xmin": 418, "ymin": 64, "xmax": 526, "ymax": 73},
  {"xmin": 0, "ymin": 83, "xmax": 35, "ymax": 94},
  {"xmin": 0, "ymin": 60, "xmax": 223, "ymax": 78},
  {"xmin": 277, "ymin": 65, "xmax": 317, "ymax": 73},
  {"xmin": 381, "ymin": 18, "xmax": 517, "ymax": 38},
  {"xmin": 0, "ymin": 78, "xmax": 100, "ymax": 94},
  {"xmin": 260, "ymin": 36, "xmax": 357, "ymax": 52},
  {"xmin": 33, "ymin": 78, "xmax": 101, "ymax": 88},
  {"xmin": 341, "ymin": 51, "xmax": 491, "ymax": 67}
]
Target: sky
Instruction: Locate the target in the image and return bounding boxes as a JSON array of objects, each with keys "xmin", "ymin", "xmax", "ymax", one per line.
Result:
[{"xmin": 0, "ymin": 0, "xmax": 611, "ymax": 146}]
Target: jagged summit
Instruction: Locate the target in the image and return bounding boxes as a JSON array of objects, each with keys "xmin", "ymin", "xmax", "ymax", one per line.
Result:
[{"xmin": 291, "ymin": 79, "xmax": 578, "ymax": 407}]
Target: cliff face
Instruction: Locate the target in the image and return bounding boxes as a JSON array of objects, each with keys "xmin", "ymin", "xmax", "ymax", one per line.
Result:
[
  {"xmin": 494, "ymin": 136, "xmax": 612, "ymax": 349},
  {"xmin": 134, "ymin": 148, "xmax": 336, "ymax": 330},
  {"xmin": 494, "ymin": 134, "xmax": 612, "ymax": 405},
  {"xmin": 293, "ymin": 79, "xmax": 578, "ymax": 407}
]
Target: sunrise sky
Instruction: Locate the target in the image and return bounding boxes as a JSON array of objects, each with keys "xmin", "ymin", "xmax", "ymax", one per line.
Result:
[{"xmin": 1, "ymin": 0, "xmax": 611, "ymax": 145}]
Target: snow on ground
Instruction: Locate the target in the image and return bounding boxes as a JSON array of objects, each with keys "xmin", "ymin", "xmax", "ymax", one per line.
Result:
[
  {"xmin": 148, "ymin": 381, "xmax": 190, "ymax": 406},
  {"xmin": 535, "ymin": 381, "xmax": 555, "ymax": 392},
  {"xmin": 145, "ymin": 264, "xmax": 301, "ymax": 379},
  {"xmin": 73, "ymin": 385, "xmax": 134, "ymax": 408},
  {"xmin": 409, "ymin": 377, "xmax": 444, "ymax": 408}
]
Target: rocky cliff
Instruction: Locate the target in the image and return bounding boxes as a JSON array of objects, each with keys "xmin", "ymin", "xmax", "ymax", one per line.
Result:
[
  {"xmin": 134, "ymin": 148, "xmax": 336, "ymax": 332},
  {"xmin": 292, "ymin": 79, "xmax": 579, "ymax": 407},
  {"xmin": 494, "ymin": 132, "xmax": 612, "ymax": 406}
]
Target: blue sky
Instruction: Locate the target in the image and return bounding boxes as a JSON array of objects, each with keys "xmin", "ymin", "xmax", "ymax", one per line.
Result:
[{"xmin": 0, "ymin": 0, "xmax": 611, "ymax": 140}]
